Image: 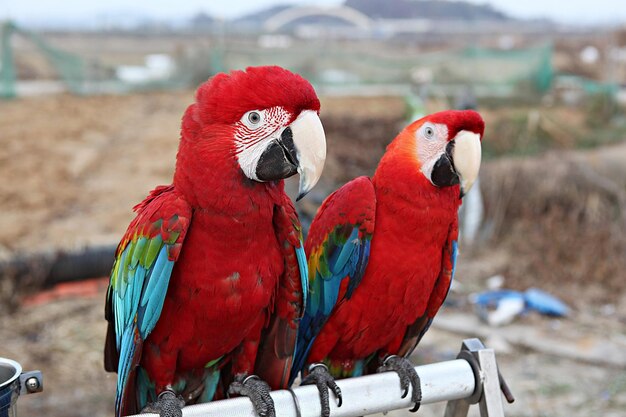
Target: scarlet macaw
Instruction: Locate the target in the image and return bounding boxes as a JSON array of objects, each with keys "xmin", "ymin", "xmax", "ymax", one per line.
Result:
[
  {"xmin": 291, "ymin": 110, "xmax": 483, "ymax": 416},
  {"xmin": 104, "ymin": 66, "xmax": 326, "ymax": 417}
]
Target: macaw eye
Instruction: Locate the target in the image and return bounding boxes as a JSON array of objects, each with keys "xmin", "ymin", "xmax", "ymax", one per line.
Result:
[
  {"xmin": 424, "ymin": 125, "xmax": 435, "ymax": 139},
  {"xmin": 248, "ymin": 112, "xmax": 261, "ymax": 124},
  {"xmin": 242, "ymin": 110, "xmax": 264, "ymax": 129}
]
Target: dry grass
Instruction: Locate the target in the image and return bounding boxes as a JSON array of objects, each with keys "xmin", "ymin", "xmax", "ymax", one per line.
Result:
[{"xmin": 480, "ymin": 145, "xmax": 626, "ymax": 304}]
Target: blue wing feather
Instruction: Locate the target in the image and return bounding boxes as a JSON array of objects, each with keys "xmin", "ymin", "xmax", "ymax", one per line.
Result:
[
  {"xmin": 116, "ymin": 328, "xmax": 137, "ymax": 410},
  {"xmin": 450, "ymin": 240, "xmax": 458, "ymax": 280},
  {"xmin": 295, "ymin": 243, "xmax": 308, "ymax": 311},
  {"xmin": 113, "ymin": 243, "xmax": 177, "ymax": 415},
  {"xmin": 330, "ymin": 228, "xmax": 359, "ymax": 274},
  {"xmin": 105, "ymin": 186, "xmax": 191, "ymax": 416},
  {"xmin": 138, "ymin": 247, "xmax": 175, "ymax": 338},
  {"xmin": 290, "ymin": 226, "xmax": 372, "ymax": 384}
]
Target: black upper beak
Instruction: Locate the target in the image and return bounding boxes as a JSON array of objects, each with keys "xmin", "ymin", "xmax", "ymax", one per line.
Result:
[{"xmin": 255, "ymin": 127, "xmax": 298, "ymax": 182}]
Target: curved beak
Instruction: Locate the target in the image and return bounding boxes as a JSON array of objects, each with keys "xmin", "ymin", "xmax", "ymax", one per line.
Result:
[
  {"xmin": 290, "ymin": 110, "xmax": 326, "ymax": 201},
  {"xmin": 431, "ymin": 130, "xmax": 482, "ymax": 197},
  {"xmin": 253, "ymin": 110, "xmax": 326, "ymax": 200},
  {"xmin": 452, "ymin": 130, "xmax": 482, "ymax": 197}
]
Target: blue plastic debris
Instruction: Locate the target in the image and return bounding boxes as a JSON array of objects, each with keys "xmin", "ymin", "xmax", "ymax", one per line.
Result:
[
  {"xmin": 524, "ymin": 287, "xmax": 570, "ymax": 317},
  {"xmin": 474, "ymin": 290, "xmax": 525, "ymax": 308},
  {"xmin": 473, "ymin": 287, "xmax": 570, "ymax": 325}
]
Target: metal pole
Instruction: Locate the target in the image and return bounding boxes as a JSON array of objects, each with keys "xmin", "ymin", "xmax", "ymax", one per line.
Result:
[{"xmin": 131, "ymin": 359, "xmax": 475, "ymax": 417}]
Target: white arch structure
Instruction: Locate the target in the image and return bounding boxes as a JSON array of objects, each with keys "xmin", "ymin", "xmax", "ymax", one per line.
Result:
[{"xmin": 264, "ymin": 6, "xmax": 372, "ymax": 32}]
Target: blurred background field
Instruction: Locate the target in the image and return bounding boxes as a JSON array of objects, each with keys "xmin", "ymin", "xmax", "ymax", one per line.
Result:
[{"xmin": 1, "ymin": 1, "xmax": 626, "ymax": 416}]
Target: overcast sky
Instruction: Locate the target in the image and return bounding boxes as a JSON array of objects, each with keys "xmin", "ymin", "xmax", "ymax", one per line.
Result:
[{"xmin": 2, "ymin": 0, "xmax": 624, "ymax": 27}]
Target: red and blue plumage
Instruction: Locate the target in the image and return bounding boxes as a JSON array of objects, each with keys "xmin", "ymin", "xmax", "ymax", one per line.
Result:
[
  {"xmin": 292, "ymin": 110, "xmax": 483, "ymax": 388},
  {"xmin": 105, "ymin": 185, "xmax": 191, "ymax": 413},
  {"xmin": 290, "ymin": 177, "xmax": 375, "ymax": 380},
  {"xmin": 104, "ymin": 66, "xmax": 326, "ymax": 416}
]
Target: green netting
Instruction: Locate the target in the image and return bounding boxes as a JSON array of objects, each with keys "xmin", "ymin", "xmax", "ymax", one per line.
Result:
[
  {"xmin": 2, "ymin": 20, "xmax": 89, "ymax": 97},
  {"xmin": 18, "ymin": 26, "xmax": 87, "ymax": 94},
  {"xmin": 208, "ymin": 43, "xmax": 556, "ymax": 95},
  {"xmin": 0, "ymin": 20, "xmax": 611, "ymax": 101},
  {"xmin": 1, "ymin": 21, "xmax": 17, "ymax": 98},
  {"xmin": 1, "ymin": 20, "xmax": 188, "ymax": 98}
]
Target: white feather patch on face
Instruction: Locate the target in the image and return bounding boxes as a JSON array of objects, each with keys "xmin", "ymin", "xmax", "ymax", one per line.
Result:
[
  {"xmin": 234, "ymin": 106, "xmax": 291, "ymax": 181},
  {"xmin": 417, "ymin": 122, "xmax": 449, "ymax": 183}
]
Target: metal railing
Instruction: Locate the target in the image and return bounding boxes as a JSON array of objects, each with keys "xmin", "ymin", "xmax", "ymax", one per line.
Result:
[{"xmin": 133, "ymin": 338, "xmax": 513, "ymax": 417}]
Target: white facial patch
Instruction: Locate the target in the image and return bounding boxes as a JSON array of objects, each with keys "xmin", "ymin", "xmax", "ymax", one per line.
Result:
[
  {"xmin": 234, "ymin": 106, "xmax": 291, "ymax": 181},
  {"xmin": 417, "ymin": 122, "xmax": 450, "ymax": 184}
]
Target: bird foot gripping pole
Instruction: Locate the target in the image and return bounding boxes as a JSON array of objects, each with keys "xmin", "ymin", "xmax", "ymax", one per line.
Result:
[{"xmin": 444, "ymin": 338, "xmax": 514, "ymax": 417}]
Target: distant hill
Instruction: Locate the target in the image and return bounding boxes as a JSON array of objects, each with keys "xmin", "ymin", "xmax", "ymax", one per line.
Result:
[
  {"xmin": 234, "ymin": 4, "xmax": 292, "ymax": 24},
  {"xmin": 345, "ymin": 0, "xmax": 512, "ymax": 21},
  {"xmin": 198, "ymin": 0, "xmax": 517, "ymax": 30},
  {"xmin": 25, "ymin": 0, "xmax": 531, "ymax": 31},
  {"xmin": 190, "ymin": 12, "xmax": 215, "ymax": 27}
]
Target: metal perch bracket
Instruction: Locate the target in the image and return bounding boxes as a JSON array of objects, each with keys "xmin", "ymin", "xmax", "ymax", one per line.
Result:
[{"xmin": 444, "ymin": 338, "xmax": 514, "ymax": 417}]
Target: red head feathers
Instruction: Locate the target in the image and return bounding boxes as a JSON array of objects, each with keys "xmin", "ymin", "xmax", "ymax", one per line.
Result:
[
  {"xmin": 377, "ymin": 109, "xmax": 484, "ymax": 199},
  {"xmin": 193, "ymin": 66, "xmax": 321, "ymax": 126},
  {"xmin": 176, "ymin": 66, "xmax": 326, "ymax": 206}
]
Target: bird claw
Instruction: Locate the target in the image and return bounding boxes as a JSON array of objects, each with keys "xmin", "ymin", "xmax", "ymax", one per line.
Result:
[
  {"xmin": 301, "ymin": 363, "xmax": 342, "ymax": 417},
  {"xmin": 228, "ymin": 374, "xmax": 275, "ymax": 417},
  {"xmin": 141, "ymin": 389, "xmax": 185, "ymax": 417},
  {"xmin": 377, "ymin": 355, "xmax": 422, "ymax": 413}
]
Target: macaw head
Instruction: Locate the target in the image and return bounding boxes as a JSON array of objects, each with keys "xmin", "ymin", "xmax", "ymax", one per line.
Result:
[
  {"xmin": 383, "ymin": 109, "xmax": 484, "ymax": 198},
  {"xmin": 176, "ymin": 66, "xmax": 326, "ymax": 201}
]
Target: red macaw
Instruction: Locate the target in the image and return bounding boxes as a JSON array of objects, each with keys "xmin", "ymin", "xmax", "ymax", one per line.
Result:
[
  {"xmin": 104, "ymin": 66, "xmax": 326, "ymax": 417},
  {"xmin": 291, "ymin": 110, "xmax": 483, "ymax": 416}
]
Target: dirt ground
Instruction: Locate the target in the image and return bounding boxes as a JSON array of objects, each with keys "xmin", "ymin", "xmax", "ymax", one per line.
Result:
[
  {"xmin": 0, "ymin": 93, "xmax": 407, "ymax": 254},
  {"xmin": 1, "ymin": 92, "xmax": 625, "ymax": 417}
]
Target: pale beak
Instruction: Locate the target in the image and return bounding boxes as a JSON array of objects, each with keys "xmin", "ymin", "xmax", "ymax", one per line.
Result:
[
  {"xmin": 452, "ymin": 130, "xmax": 482, "ymax": 196},
  {"xmin": 290, "ymin": 110, "xmax": 327, "ymax": 200}
]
